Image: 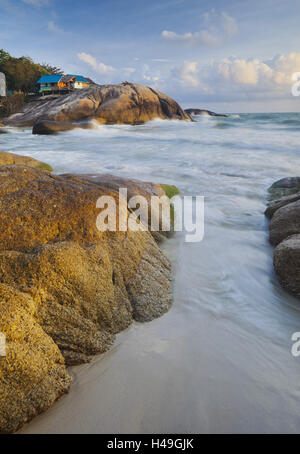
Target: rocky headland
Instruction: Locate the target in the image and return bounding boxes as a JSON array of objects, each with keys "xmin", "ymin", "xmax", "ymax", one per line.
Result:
[
  {"xmin": 2, "ymin": 83, "xmax": 192, "ymax": 134},
  {"xmin": 265, "ymin": 177, "xmax": 300, "ymax": 297},
  {"xmin": 0, "ymin": 153, "xmax": 175, "ymax": 433}
]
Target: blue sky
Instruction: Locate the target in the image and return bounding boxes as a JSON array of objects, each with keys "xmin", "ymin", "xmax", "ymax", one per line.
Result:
[{"xmin": 1, "ymin": 0, "xmax": 300, "ymax": 111}]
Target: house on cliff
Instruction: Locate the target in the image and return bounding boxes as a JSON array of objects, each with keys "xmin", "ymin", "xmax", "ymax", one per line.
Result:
[
  {"xmin": 0, "ymin": 72, "xmax": 6, "ymax": 97},
  {"xmin": 37, "ymin": 74, "xmax": 95, "ymax": 95}
]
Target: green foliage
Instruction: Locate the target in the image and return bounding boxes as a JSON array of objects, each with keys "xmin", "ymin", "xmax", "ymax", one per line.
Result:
[
  {"xmin": 0, "ymin": 49, "xmax": 63, "ymax": 94},
  {"xmin": 0, "ymin": 93, "xmax": 25, "ymax": 118}
]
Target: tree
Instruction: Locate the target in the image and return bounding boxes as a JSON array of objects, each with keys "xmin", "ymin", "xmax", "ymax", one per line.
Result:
[{"xmin": 0, "ymin": 49, "xmax": 63, "ymax": 94}]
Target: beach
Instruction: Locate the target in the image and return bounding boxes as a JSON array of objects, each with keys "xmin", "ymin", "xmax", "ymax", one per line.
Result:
[{"xmin": 1, "ymin": 113, "xmax": 300, "ymax": 433}]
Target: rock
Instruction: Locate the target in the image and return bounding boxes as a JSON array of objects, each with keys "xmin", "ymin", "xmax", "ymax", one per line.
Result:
[
  {"xmin": 0, "ymin": 151, "xmax": 53, "ymax": 171},
  {"xmin": 61, "ymin": 173, "xmax": 179, "ymax": 241},
  {"xmin": 269, "ymin": 199, "xmax": 300, "ymax": 246},
  {"xmin": 265, "ymin": 191, "xmax": 300, "ymax": 218},
  {"xmin": 32, "ymin": 120, "xmax": 95, "ymax": 135},
  {"xmin": 0, "ymin": 129, "xmax": 7, "ymax": 134},
  {"xmin": 274, "ymin": 234, "xmax": 300, "ymax": 297},
  {"xmin": 0, "ymin": 283, "xmax": 72, "ymax": 433},
  {"xmin": 270, "ymin": 177, "xmax": 300, "ymax": 189},
  {"xmin": 184, "ymin": 108, "xmax": 228, "ymax": 117},
  {"xmin": 0, "ymin": 163, "xmax": 172, "ymax": 432},
  {"xmin": 268, "ymin": 177, "xmax": 300, "ymax": 200},
  {"xmin": 3, "ymin": 83, "xmax": 192, "ymax": 129}
]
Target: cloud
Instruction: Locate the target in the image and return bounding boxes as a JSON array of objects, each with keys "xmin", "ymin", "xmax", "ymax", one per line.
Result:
[
  {"xmin": 221, "ymin": 12, "xmax": 238, "ymax": 38},
  {"xmin": 78, "ymin": 52, "xmax": 115, "ymax": 75},
  {"xmin": 177, "ymin": 61, "xmax": 199, "ymax": 87},
  {"xmin": 47, "ymin": 20, "xmax": 64, "ymax": 34},
  {"xmin": 169, "ymin": 52, "xmax": 300, "ymax": 101},
  {"xmin": 161, "ymin": 10, "xmax": 238, "ymax": 47}
]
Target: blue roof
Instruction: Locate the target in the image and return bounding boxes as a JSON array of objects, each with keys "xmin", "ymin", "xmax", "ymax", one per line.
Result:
[
  {"xmin": 67, "ymin": 74, "xmax": 89, "ymax": 83},
  {"xmin": 37, "ymin": 75, "xmax": 62, "ymax": 84}
]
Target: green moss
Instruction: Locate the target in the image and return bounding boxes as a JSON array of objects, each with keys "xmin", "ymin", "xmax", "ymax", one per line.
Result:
[
  {"xmin": 36, "ymin": 162, "xmax": 53, "ymax": 172},
  {"xmin": 160, "ymin": 184, "xmax": 180, "ymax": 199},
  {"xmin": 160, "ymin": 184, "xmax": 180, "ymax": 230}
]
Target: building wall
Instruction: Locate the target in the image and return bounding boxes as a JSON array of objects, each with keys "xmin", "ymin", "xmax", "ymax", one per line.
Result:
[{"xmin": 0, "ymin": 72, "xmax": 6, "ymax": 97}]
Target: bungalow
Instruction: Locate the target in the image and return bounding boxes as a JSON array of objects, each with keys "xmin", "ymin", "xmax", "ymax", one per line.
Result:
[{"xmin": 37, "ymin": 74, "xmax": 95, "ymax": 95}]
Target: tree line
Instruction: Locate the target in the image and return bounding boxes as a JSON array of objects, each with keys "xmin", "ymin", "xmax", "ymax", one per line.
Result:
[{"xmin": 0, "ymin": 49, "xmax": 63, "ymax": 94}]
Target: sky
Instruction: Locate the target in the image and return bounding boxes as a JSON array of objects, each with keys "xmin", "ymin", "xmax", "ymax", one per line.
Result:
[{"xmin": 1, "ymin": 0, "xmax": 300, "ymax": 112}]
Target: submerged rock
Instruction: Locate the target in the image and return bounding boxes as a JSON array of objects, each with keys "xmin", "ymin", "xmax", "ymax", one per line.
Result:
[
  {"xmin": 0, "ymin": 151, "xmax": 53, "ymax": 171},
  {"xmin": 3, "ymin": 83, "xmax": 192, "ymax": 130},
  {"xmin": 0, "ymin": 162, "xmax": 173, "ymax": 433},
  {"xmin": 184, "ymin": 108, "xmax": 228, "ymax": 117}
]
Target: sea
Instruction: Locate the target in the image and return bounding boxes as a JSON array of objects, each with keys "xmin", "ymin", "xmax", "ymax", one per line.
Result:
[{"xmin": 1, "ymin": 112, "xmax": 300, "ymax": 434}]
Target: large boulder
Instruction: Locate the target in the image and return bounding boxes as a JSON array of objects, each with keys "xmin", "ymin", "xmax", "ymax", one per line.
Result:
[
  {"xmin": 274, "ymin": 234, "xmax": 300, "ymax": 297},
  {"xmin": 3, "ymin": 83, "xmax": 192, "ymax": 130},
  {"xmin": 0, "ymin": 163, "xmax": 173, "ymax": 432}
]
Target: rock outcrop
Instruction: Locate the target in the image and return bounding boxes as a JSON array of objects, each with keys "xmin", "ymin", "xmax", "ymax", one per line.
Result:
[
  {"xmin": 3, "ymin": 83, "xmax": 192, "ymax": 132},
  {"xmin": 184, "ymin": 108, "xmax": 228, "ymax": 117},
  {"xmin": 0, "ymin": 159, "xmax": 173, "ymax": 433},
  {"xmin": 265, "ymin": 178, "xmax": 300, "ymax": 298}
]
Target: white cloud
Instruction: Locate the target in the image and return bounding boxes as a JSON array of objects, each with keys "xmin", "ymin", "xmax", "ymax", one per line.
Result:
[
  {"xmin": 166, "ymin": 52, "xmax": 300, "ymax": 101},
  {"xmin": 161, "ymin": 10, "xmax": 238, "ymax": 47},
  {"xmin": 78, "ymin": 53, "xmax": 115, "ymax": 75},
  {"xmin": 177, "ymin": 61, "xmax": 199, "ymax": 87},
  {"xmin": 48, "ymin": 21, "xmax": 64, "ymax": 34}
]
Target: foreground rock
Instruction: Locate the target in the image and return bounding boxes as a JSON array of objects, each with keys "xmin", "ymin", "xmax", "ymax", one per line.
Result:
[
  {"xmin": 265, "ymin": 177, "xmax": 300, "ymax": 298},
  {"xmin": 0, "ymin": 151, "xmax": 53, "ymax": 171},
  {"xmin": 184, "ymin": 108, "xmax": 228, "ymax": 117},
  {"xmin": 0, "ymin": 162, "xmax": 173, "ymax": 433},
  {"xmin": 3, "ymin": 83, "xmax": 192, "ymax": 132}
]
